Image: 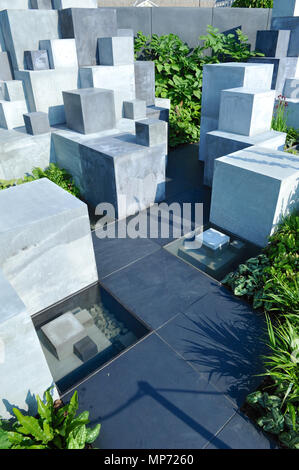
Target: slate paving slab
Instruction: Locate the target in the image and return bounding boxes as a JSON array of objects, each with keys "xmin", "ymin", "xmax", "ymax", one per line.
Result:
[
  {"xmin": 158, "ymin": 286, "xmax": 267, "ymax": 406},
  {"xmin": 101, "ymin": 249, "xmax": 219, "ymax": 330},
  {"xmin": 64, "ymin": 333, "xmax": 237, "ymax": 449}
]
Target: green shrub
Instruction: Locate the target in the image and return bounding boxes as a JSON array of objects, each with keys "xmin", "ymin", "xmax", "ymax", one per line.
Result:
[
  {"xmin": 232, "ymin": 0, "xmax": 273, "ymax": 7},
  {"xmin": 0, "ymin": 389, "xmax": 100, "ymax": 449},
  {"xmin": 135, "ymin": 27, "xmax": 263, "ymax": 147},
  {"xmin": 0, "ymin": 164, "xmax": 80, "ymax": 198}
]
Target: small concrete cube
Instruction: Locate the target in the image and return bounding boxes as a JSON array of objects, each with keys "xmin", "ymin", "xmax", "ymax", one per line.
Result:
[
  {"xmin": 218, "ymin": 88, "xmax": 276, "ymax": 137},
  {"xmin": 41, "ymin": 313, "xmax": 86, "ymax": 360},
  {"xmin": 0, "ymin": 80, "xmax": 25, "ymax": 102},
  {"xmin": 98, "ymin": 36, "xmax": 134, "ymax": 66},
  {"xmin": 196, "ymin": 228, "xmax": 230, "ymax": 253},
  {"xmin": 283, "ymin": 78, "xmax": 299, "ymax": 99},
  {"xmin": 31, "ymin": 0, "xmax": 53, "ymax": 8},
  {"xmin": 73, "ymin": 336, "xmax": 98, "ymax": 362},
  {"xmin": 135, "ymin": 118, "xmax": 168, "ymax": 147},
  {"xmin": 123, "ymin": 99, "xmax": 146, "ymax": 120},
  {"xmin": 210, "ymin": 146, "xmax": 299, "ymax": 247},
  {"xmin": 74, "ymin": 309, "xmax": 94, "ymax": 328},
  {"xmin": 25, "ymin": 50, "xmax": 49, "ymax": 71},
  {"xmin": 39, "ymin": 39, "xmax": 78, "ymax": 69},
  {"xmin": 256, "ymin": 30, "xmax": 291, "ymax": 58},
  {"xmin": 0, "ymin": 52, "xmax": 13, "ymax": 81},
  {"xmin": 23, "ymin": 112, "xmax": 50, "ymax": 135},
  {"xmin": 63, "ymin": 88, "xmax": 116, "ymax": 134}
]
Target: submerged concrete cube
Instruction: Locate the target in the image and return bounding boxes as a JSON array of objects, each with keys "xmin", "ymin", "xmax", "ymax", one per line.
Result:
[
  {"xmin": 218, "ymin": 88, "xmax": 275, "ymax": 137},
  {"xmin": 59, "ymin": 8, "xmax": 117, "ymax": 67},
  {"xmin": 283, "ymin": 78, "xmax": 299, "ymax": 99},
  {"xmin": 73, "ymin": 336, "xmax": 98, "ymax": 362},
  {"xmin": 210, "ymin": 146, "xmax": 299, "ymax": 247},
  {"xmin": 39, "ymin": 39, "xmax": 78, "ymax": 69},
  {"xmin": 0, "ymin": 52, "xmax": 12, "ymax": 81},
  {"xmin": 0, "ymin": 100, "xmax": 28, "ymax": 129},
  {"xmin": 196, "ymin": 228, "xmax": 230, "ymax": 253},
  {"xmin": 136, "ymin": 118, "xmax": 168, "ymax": 148},
  {"xmin": 123, "ymin": 99, "xmax": 146, "ymax": 120},
  {"xmin": 0, "ymin": 178, "xmax": 98, "ymax": 315},
  {"xmin": 23, "ymin": 111, "xmax": 50, "ymax": 135},
  {"xmin": 0, "ymin": 268, "xmax": 57, "ymax": 420},
  {"xmin": 256, "ymin": 30, "xmax": 291, "ymax": 58},
  {"xmin": 98, "ymin": 36, "xmax": 134, "ymax": 66},
  {"xmin": 0, "ymin": 80, "xmax": 25, "ymax": 102},
  {"xmin": 63, "ymin": 88, "xmax": 116, "ymax": 134},
  {"xmin": 31, "ymin": 0, "xmax": 53, "ymax": 8},
  {"xmin": 25, "ymin": 50, "xmax": 50, "ymax": 71},
  {"xmin": 134, "ymin": 61, "xmax": 155, "ymax": 106}
]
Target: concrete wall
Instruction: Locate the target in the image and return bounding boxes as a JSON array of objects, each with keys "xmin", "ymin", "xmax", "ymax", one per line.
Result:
[{"xmin": 103, "ymin": 7, "xmax": 272, "ymax": 50}]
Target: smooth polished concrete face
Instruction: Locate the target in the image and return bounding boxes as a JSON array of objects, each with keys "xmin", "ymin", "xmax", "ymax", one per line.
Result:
[
  {"xmin": 134, "ymin": 61, "xmax": 155, "ymax": 106},
  {"xmin": 0, "ymin": 52, "xmax": 12, "ymax": 81},
  {"xmin": 135, "ymin": 118, "xmax": 168, "ymax": 147},
  {"xmin": 0, "ymin": 80, "xmax": 25, "ymax": 102},
  {"xmin": 210, "ymin": 146, "xmax": 299, "ymax": 247},
  {"xmin": 98, "ymin": 36, "xmax": 134, "ymax": 66},
  {"xmin": 0, "ymin": 178, "xmax": 98, "ymax": 315},
  {"xmin": 0, "ymin": 99, "xmax": 28, "ymax": 129},
  {"xmin": 23, "ymin": 111, "xmax": 50, "ymax": 135},
  {"xmin": 123, "ymin": 99, "xmax": 146, "ymax": 120}
]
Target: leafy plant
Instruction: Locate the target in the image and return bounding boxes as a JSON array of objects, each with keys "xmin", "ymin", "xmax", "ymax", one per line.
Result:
[
  {"xmin": 134, "ymin": 26, "xmax": 263, "ymax": 147},
  {"xmin": 0, "ymin": 389, "xmax": 100, "ymax": 449},
  {"xmin": 232, "ymin": 0, "xmax": 273, "ymax": 7},
  {"xmin": 272, "ymin": 95, "xmax": 289, "ymax": 133},
  {"xmin": 286, "ymin": 127, "xmax": 299, "ymax": 149},
  {"xmin": 0, "ymin": 164, "xmax": 80, "ymax": 198}
]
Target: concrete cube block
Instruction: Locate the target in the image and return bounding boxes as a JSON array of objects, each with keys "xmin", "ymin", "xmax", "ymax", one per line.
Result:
[
  {"xmin": 31, "ymin": 0, "xmax": 53, "ymax": 8},
  {"xmin": 74, "ymin": 309, "xmax": 94, "ymax": 328},
  {"xmin": 53, "ymin": 0, "xmax": 97, "ymax": 8},
  {"xmin": 80, "ymin": 65, "xmax": 135, "ymax": 121},
  {"xmin": 283, "ymin": 78, "xmax": 299, "ymax": 99},
  {"xmin": 155, "ymin": 97, "xmax": 171, "ymax": 110},
  {"xmin": 25, "ymin": 50, "xmax": 49, "ymax": 71},
  {"xmin": 210, "ymin": 146, "xmax": 299, "ymax": 247},
  {"xmin": 39, "ymin": 39, "xmax": 78, "ymax": 69},
  {"xmin": 123, "ymin": 99, "xmax": 146, "ymax": 120},
  {"xmin": 272, "ymin": 0, "xmax": 299, "ymax": 17},
  {"xmin": 196, "ymin": 228, "xmax": 230, "ymax": 253},
  {"xmin": 0, "ymin": 80, "xmax": 25, "ymax": 102},
  {"xmin": 271, "ymin": 16, "xmax": 299, "ymax": 58},
  {"xmin": 248, "ymin": 57, "xmax": 299, "ymax": 93},
  {"xmin": 135, "ymin": 118, "xmax": 168, "ymax": 147},
  {"xmin": 59, "ymin": 8, "xmax": 117, "ymax": 67},
  {"xmin": 0, "ymin": 52, "xmax": 12, "ymax": 81},
  {"xmin": 256, "ymin": 30, "xmax": 291, "ymax": 58},
  {"xmin": 218, "ymin": 88, "xmax": 275, "ymax": 137},
  {"xmin": 98, "ymin": 36, "xmax": 134, "ymax": 66},
  {"xmin": 63, "ymin": 88, "xmax": 116, "ymax": 134},
  {"xmin": 23, "ymin": 111, "xmax": 50, "ymax": 135},
  {"xmin": 41, "ymin": 313, "xmax": 86, "ymax": 360},
  {"xmin": 117, "ymin": 29, "xmax": 134, "ymax": 37},
  {"xmin": 0, "ymin": 178, "xmax": 98, "ymax": 315},
  {"xmin": 146, "ymin": 105, "xmax": 169, "ymax": 123},
  {"xmin": 134, "ymin": 61, "xmax": 156, "ymax": 106},
  {"xmin": 0, "ymin": 100, "xmax": 28, "ymax": 129},
  {"xmin": 73, "ymin": 336, "xmax": 98, "ymax": 362}
]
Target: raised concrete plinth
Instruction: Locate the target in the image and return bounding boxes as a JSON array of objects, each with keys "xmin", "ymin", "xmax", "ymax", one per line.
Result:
[
  {"xmin": 210, "ymin": 146, "xmax": 299, "ymax": 247},
  {"xmin": 0, "ymin": 268, "xmax": 57, "ymax": 420},
  {"xmin": 0, "ymin": 178, "xmax": 98, "ymax": 315}
]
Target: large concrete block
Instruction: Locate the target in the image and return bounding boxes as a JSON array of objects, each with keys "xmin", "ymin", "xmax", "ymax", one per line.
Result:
[
  {"xmin": 204, "ymin": 129, "xmax": 286, "ymax": 187},
  {"xmin": 98, "ymin": 36, "xmax": 134, "ymax": 66},
  {"xmin": 25, "ymin": 50, "xmax": 50, "ymax": 71},
  {"xmin": 272, "ymin": 0, "xmax": 299, "ymax": 17},
  {"xmin": 59, "ymin": 8, "xmax": 117, "ymax": 67},
  {"xmin": 0, "ymin": 100, "xmax": 28, "ymax": 129},
  {"xmin": 199, "ymin": 62, "xmax": 274, "ymax": 162},
  {"xmin": 248, "ymin": 57, "xmax": 299, "ymax": 93},
  {"xmin": 134, "ymin": 61, "xmax": 155, "ymax": 107},
  {"xmin": 210, "ymin": 146, "xmax": 299, "ymax": 247},
  {"xmin": 255, "ymin": 30, "xmax": 291, "ymax": 58},
  {"xmin": 80, "ymin": 65, "xmax": 135, "ymax": 121},
  {"xmin": 0, "ymin": 10, "xmax": 59, "ymax": 71},
  {"xmin": 0, "ymin": 269, "xmax": 57, "ymax": 420},
  {"xmin": 271, "ymin": 16, "xmax": 299, "ymax": 57},
  {"xmin": 0, "ymin": 128, "xmax": 51, "ymax": 180},
  {"xmin": 39, "ymin": 39, "xmax": 78, "ymax": 69},
  {"xmin": 0, "ymin": 80, "xmax": 25, "ymax": 102},
  {"xmin": 23, "ymin": 112, "xmax": 50, "ymax": 135},
  {"xmin": 0, "ymin": 52, "xmax": 12, "ymax": 81},
  {"xmin": 63, "ymin": 88, "xmax": 116, "ymax": 134},
  {"xmin": 218, "ymin": 88, "xmax": 275, "ymax": 137},
  {"xmin": 284, "ymin": 78, "xmax": 299, "ymax": 99},
  {"xmin": 0, "ymin": 178, "xmax": 98, "ymax": 315},
  {"xmin": 53, "ymin": 0, "xmax": 98, "ymax": 7},
  {"xmin": 31, "ymin": 0, "xmax": 53, "ymax": 8},
  {"xmin": 15, "ymin": 68, "xmax": 79, "ymax": 125}
]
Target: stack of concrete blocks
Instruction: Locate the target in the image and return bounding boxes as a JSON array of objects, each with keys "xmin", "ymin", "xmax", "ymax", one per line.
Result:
[
  {"xmin": 249, "ymin": 0, "xmax": 299, "ymax": 128},
  {"xmin": 0, "ymin": 268, "xmax": 58, "ymax": 420},
  {"xmin": 198, "ymin": 62, "xmax": 287, "ymax": 186}
]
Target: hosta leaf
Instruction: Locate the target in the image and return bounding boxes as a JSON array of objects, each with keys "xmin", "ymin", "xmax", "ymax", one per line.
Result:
[{"xmin": 85, "ymin": 424, "xmax": 101, "ymax": 444}]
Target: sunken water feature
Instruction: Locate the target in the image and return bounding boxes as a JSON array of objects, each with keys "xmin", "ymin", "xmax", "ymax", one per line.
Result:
[
  {"xmin": 32, "ymin": 283, "xmax": 150, "ymax": 394},
  {"xmin": 165, "ymin": 225, "xmax": 260, "ymax": 282}
]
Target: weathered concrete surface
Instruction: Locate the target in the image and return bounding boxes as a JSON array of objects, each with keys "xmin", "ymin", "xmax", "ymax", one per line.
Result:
[
  {"xmin": 25, "ymin": 50, "xmax": 50, "ymax": 71},
  {"xmin": 0, "ymin": 178, "xmax": 98, "ymax": 315},
  {"xmin": 39, "ymin": 39, "xmax": 78, "ymax": 69},
  {"xmin": 0, "ymin": 269, "xmax": 57, "ymax": 420},
  {"xmin": 210, "ymin": 146, "xmax": 299, "ymax": 247}
]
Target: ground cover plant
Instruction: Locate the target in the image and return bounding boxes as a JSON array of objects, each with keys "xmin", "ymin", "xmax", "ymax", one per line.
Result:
[
  {"xmin": 0, "ymin": 389, "xmax": 100, "ymax": 449},
  {"xmin": 232, "ymin": 0, "xmax": 273, "ymax": 7},
  {"xmin": 0, "ymin": 164, "xmax": 80, "ymax": 198},
  {"xmin": 135, "ymin": 26, "xmax": 263, "ymax": 147}
]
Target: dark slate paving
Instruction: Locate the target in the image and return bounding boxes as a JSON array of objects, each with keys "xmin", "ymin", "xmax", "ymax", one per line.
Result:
[
  {"xmin": 158, "ymin": 286, "xmax": 267, "ymax": 406},
  {"xmin": 166, "ymin": 143, "xmax": 203, "ymax": 190},
  {"xmin": 101, "ymin": 249, "xmax": 219, "ymax": 330},
  {"xmin": 206, "ymin": 411, "xmax": 277, "ymax": 449},
  {"xmin": 65, "ymin": 333, "xmax": 236, "ymax": 449}
]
